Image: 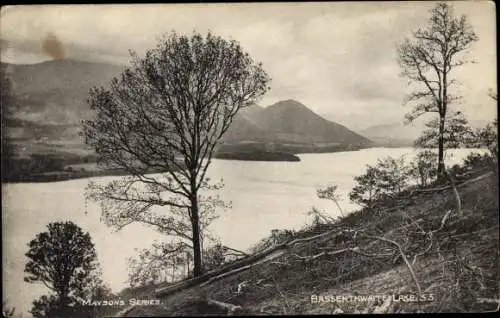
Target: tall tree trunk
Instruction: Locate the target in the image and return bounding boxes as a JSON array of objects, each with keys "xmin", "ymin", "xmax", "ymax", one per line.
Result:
[
  {"xmin": 437, "ymin": 116, "xmax": 446, "ymax": 182},
  {"xmin": 57, "ymin": 292, "xmax": 70, "ymax": 318},
  {"xmin": 438, "ymin": 66, "xmax": 448, "ymax": 183},
  {"xmin": 190, "ymin": 193, "xmax": 203, "ymax": 277}
]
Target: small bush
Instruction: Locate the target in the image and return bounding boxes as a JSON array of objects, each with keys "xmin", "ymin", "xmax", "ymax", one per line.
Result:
[
  {"xmin": 349, "ymin": 156, "xmax": 410, "ymax": 208},
  {"xmin": 458, "ymin": 152, "xmax": 496, "ymax": 174},
  {"xmin": 203, "ymin": 243, "xmax": 226, "ymax": 272},
  {"xmin": 473, "ymin": 118, "xmax": 498, "ymax": 159},
  {"xmin": 408, "ymin": 150, "xmax": 438, "ymax": 187}
]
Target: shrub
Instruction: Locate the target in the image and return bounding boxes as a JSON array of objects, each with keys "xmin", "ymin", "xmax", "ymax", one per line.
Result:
[
  {"xmin": 316, "ymin": 184, "xmax": 345, "ymax": 217},
  {"xmin": 307, "ymin": 206, "xmax": 335, "ymax": 227},
  {"xmin": 459, "ymin": 152, "xmax": 495, "ymax": 173},
  {"xmin": 375, "ymin": 156, "xmax": 410, "ymax": 194},
  {"xmin": 127, "ymin": 241, "xmax": 190, "ymax": 287},
  {"xmin": 202, "ymin": 243, "xmax": 226, "ymax": 272},
  {"xmin": 349, "ymin": 156, "xmax": 410, "ymax": 208},
  {"xmin": 471, "ymin": 118, "xmax": 498, "ymax": 173},
  {"xmin": 408, "ymin": 150, "xmax": 438, "ymax": 187},
  {"xmin": 349, "ymin": 165, "xmax": 381, "ymax": 209}
]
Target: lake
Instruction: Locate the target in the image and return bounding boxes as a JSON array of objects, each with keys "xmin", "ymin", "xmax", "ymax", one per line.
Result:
[{"xmin": 1, "ymin": 147, "xmax": 483, "ymax": 316}]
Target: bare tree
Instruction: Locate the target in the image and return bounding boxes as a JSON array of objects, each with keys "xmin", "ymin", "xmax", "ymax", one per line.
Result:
[
  {"xmin": 83, "ymin": 31, "xmax": 270, "ymax": 277},
  {"xmin": 397, "ymin": 2, "xmax": 478, "ymax": 180}
]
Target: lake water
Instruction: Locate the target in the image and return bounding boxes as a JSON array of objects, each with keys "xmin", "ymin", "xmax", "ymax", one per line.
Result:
[{"xmin": 1, "ymin": 147, "xmax": 483, "ymax": 316}]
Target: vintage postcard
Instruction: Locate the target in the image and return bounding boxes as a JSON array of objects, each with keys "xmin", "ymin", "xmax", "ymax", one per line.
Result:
[{"xmin": 1, "ymin": 2, "xmax": 498, "ymax": 317}]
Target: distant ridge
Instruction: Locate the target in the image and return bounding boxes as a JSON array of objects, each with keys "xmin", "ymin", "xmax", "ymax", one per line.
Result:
[
  {"xmin": 4, "ymin": 59, "xmax": 371, "ymax": 163},
  {"xmin": 3, "ymin": 59, "xmax": 124, "ymax": 125}
]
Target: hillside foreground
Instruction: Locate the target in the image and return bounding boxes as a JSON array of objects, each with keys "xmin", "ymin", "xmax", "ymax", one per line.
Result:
[{"xmin": 115, "ymin": 169, "xmax": 499, "ymax": 316}]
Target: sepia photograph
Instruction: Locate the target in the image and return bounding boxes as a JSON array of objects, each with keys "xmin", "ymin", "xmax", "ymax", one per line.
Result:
[{"xmin": 1, "ymin": 1, "xmax": 498, "ymax": 316}]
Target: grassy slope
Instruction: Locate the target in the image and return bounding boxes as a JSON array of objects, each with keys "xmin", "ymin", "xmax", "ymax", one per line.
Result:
[{"xmin": 116, "ymin": 169, "xmax": 498, "ymax": 316}]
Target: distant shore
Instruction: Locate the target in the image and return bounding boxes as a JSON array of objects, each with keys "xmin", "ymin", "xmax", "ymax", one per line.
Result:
[
  {"xmin": 2, "ymin": 168, "xmax": 160, "ymax": 184},
  {"xmin": 214, "ymin": 151, "xmax": 300, "ymax": 162},
  {"xmin": 2, "ymin": 151, "xmax": 300, "ymax": 183},
  {"xmin": 2, "ymin": 147, "xmax": 375, "ymax": 183}
]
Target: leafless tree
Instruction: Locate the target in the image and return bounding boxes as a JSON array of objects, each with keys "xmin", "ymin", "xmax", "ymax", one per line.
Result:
[
  {"xmin": 83, "ymin": 31, "xmax": 270, "ymax": 277},
  {"xmin": 397, "ymin": 2, "xmax": 478, "ymax": 180}
]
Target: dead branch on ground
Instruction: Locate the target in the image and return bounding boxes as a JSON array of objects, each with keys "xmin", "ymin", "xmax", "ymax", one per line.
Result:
[
  {"xmin": 361, "ymin": 234, "xmax": 422, "ymax": 296},
  {"xmin": 445, "ymin": 170, "xmax": 462, "ymax": 217},
  {"xmin": 206, "ymin": 298, "xmax": 242, "ymax": 315}
]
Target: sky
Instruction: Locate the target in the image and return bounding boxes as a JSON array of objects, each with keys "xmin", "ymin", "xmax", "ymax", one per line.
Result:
[{"xmin": 0, "ymin": 1, "xmax": 497, "ymax": 129}]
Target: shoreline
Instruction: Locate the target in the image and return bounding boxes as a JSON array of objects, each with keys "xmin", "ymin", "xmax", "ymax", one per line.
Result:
[{"xmin": 3, "ymin": 148, "xmax": 372, "ymax": 184}]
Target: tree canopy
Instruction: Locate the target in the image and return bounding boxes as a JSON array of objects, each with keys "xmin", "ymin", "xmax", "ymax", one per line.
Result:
[
  {"xmin": 83, "ymin": 31, "xmax": 270, "ymax": 277},
  {"xmin": 24, "ymin": 221, "xmax": 102, "ymax": 316}
]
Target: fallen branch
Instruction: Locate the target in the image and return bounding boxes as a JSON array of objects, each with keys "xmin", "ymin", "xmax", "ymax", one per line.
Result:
[
  {"xmin": 445, "ymin": 170, "xmax": 462, "ymax": 217},
  {"xmin": 430, "ymin": 210, "xmax": 452, "ymax": 234},
  {"xmin": 223, "ymin": 245, "xmax": 249, "ymax": 257},
  {"xmin": 146, "ymin": 171, "xmax": 493, "ymax": 305},
  {"xmin": 404, "ymin": 212, "xmax": 426, "ymax": 235},
  {"xmin": 286, "ymin": 227, "xmax": 342, "ymax": 247},
  {"xmin": 207, "ymin": 298, "xmax": 242, "ymax": 315},
  {"xmin": 294, "ymin": 246, "xmax": 393, "ymax": 262},
  {"xmin": 411, "ymin": 208, "xmax": 453, "ymax": 266},
  {"xmin": 236, "ymin": 280, "xmax": 248, "ymax": 294},
  {"xmin": 408, "ymin": 171, "xmax": 493, "ymax": 197},
  {"xmin": 449, "ymin": 226, "xmax": 498, "ymax": 239},
  {"xmin": 292, "ymin": 247, "xmax": 353, "ymax": 262},
  {"xmin": 199, "ymin": 250, "xmax": 287, "ymax": 287},
  {"xmin": 114, "ymin": 305, "xmax": 137, "ymax": 317},
  {"xmin": 412, "ymin": 239, "xmax": 433, "ymax": 265},
  {"xmin": 361, "ymin": 234, "xmax": 422, "ymax": 297}
]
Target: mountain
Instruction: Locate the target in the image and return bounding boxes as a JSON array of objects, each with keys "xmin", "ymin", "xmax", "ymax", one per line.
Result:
[
  {"xmin": 3, "ymin": 59, "xmax": 124, "ymax": 125},
  {"xmin": 223, "ymin": 100, "xmax": 372, "ymax": 147},
  {"xmin": 359, "ymin": 118, "xmax": 492, "ymax": 147},
  {"xmin": 3, "ymin": 59, "xmax": 124, "ymax": 159},
  {"xmin": 253, "ymin": 100, "xmax": 371, "ymax": 145},
  {"xmin": 238, "ymin": 104, "xmax": 265, "ymax": 125},
  {"xmin": 3, "ymin": 59, "xmax": 371, "ymax": 168},
  {"xmin": 222, "ymin": 114, "xmax": 268, "ymax": 142},
  {"xmin": 358, "ymin": 122, "xmax": 424, "ymax": 147},
  {"xmin": 222, "ymin": 104, "xmax": 268, "ymax": 142}
]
